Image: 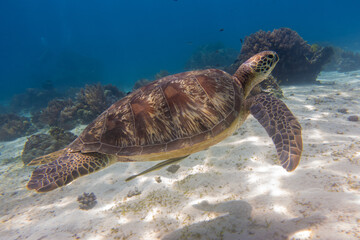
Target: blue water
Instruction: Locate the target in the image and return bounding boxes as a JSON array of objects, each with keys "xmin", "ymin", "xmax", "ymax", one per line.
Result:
[{"xmin": 1, "ymin": 0, "xmax": 359, "ymax": 101}]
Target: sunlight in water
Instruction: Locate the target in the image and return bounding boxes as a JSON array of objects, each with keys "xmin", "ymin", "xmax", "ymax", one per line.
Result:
[
  {"xmin": 230, "ymin": 136, "xmax": 266, "ymax": 146},
  {"xmin": 99, "ymin": 202, "xmax": 116, "ymax": 211},
  {"xmin": 144, "ymin": 207, "xmax": 160, "ymax": 222},
  {"xmin": 304, "ymin": 104, "xmax": 315, "ymax": 111},
  {"xmin": 38, "ymin": 197, "xmax": 73, "ymax": 210},
  {"xmin": 273, "ymin": 205, "xmax": 289, "ymax": 215},
  {"xmin": 308, "ymin": 129, "xmax": 323, "ymax": 140},
  {"xmin": 137, "ymin": 176, "xmax": 150, "ymax": 183},
  {"xmin": 118, "ymin": 217, "xmax": 130, "ymax": 224},
  {"xmin": 271, "ymin": 186, "xmax": 289, "ymax": 197},
  {"xmin": 87, "ymin": 237, "xmax": 103, "ymax": 240},
  {"xmin": 289, "ymin": 229, "xmax": 313, "ymax": 239},
  {"xmin": 247, "ymin": 176, "xmax": 290, "ymax": 197},
  {"xmin": 190, "ymin": 164, "xmax": 210, "ymax": 174},
  {"xmin": 252, "ymin": 184, "xmax": 267, "ymax": 195}
]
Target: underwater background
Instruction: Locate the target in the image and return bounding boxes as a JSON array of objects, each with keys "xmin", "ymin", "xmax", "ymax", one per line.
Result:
[
  {"xmin": 1, "ymin": 1, "xmax": 360, "ymax": 240},
  {"xmin": 1, "ymin": 0, "xmax": 360, "ymax": 102}
]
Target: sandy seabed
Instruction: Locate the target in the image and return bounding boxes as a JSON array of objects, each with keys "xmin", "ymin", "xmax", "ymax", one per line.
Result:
[{"xmin": 0, "ymin": 71, "xmax": 359, "ymax": 240}]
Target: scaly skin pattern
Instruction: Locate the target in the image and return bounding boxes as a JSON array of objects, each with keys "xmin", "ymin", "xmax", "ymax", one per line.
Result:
[
  {"xmin": 247, "ymin": 93, "xmax": 302, "ymax": 171},
  {"xmin": 27, "ymin": 149, "xmax": 113, "ymax": 192},
  {"xmin": 27, "ymin": 51, "xmax": 302, "ymax": 193}
]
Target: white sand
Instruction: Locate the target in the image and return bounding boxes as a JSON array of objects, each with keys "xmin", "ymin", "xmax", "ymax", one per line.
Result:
[{"xmin": 0, "ymin": 71, "xmax": 359, "ymax": 240}]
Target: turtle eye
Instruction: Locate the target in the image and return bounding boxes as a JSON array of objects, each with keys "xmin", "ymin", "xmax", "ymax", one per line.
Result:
[{"xmin": 267, "ymin": 54, "xmax": 274, "ymax": 59}]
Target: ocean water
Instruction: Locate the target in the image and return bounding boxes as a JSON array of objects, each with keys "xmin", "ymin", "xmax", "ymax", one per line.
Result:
[
  {"xmin": 1, "ymin": 0, "xmax": 360, "ymax": 100},
  {"xmin": 1, "ymin": 1, "xmax": 360, "ymax": 240}
]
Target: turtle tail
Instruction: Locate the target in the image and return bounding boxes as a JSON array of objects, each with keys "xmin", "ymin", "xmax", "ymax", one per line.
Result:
[{"xmin": 27, "ymin": 150, "xmax": 112, "ymax": 193}]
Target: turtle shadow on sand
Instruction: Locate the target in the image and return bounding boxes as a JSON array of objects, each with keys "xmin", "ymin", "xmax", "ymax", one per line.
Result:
[{"xmin": 162, "ymin": 200, "xmax": 325, "ymax": 240}]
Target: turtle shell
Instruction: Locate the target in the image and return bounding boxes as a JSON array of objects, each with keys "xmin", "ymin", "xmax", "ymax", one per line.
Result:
[{"xmin": 70, "ymin": 69, "xmax": 244, "ymax": 159}]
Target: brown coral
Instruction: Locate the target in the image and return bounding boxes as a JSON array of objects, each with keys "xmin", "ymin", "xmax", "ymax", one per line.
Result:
[
  {"xmin": 77, "ymin": 83, "xmax": 107, "ymax": 114},
  {"xmin": 133, "ymin": 79, "xmax": 152, "ymax": 91},
  {"xmin": 38, "ymin": 98, "xmax": 77, "ymax": 130},
  {"xmin": 323, "ymin": 47, "xmax": 360, "ymax": 72},
  {"xmin": 77, "ymin": 192, "xmax": 97, "ymax": 210},
  {"xmin": 186, "ymin": 42, "xmax": 237, "ymax": 71},
  {"xmin": 259, "ymin": 75, "xmax": 284, "ymax": 98},
  {"xmin": 154, "ymin": 70, "xmax": 169, "ymax": 80},
  {"xmin": 76, "ymin": 83, "xmax": 125, "ymax": 123},
  {"xmin": 227, "ymin": 28, "xmax": 334, "ymax": 85},
  {"xmin": 10, "ymin": 87, "xmax": 59, "ymax": 113},
  {"xmin": 132, "ymin": 70, "xmax": 170, "ymax": 92},
  {"xmin": 34, "ymin": 84, "xmax": 125, "ymax": 129},
  {"xmin": 21, "ymin": 127, "xmax": 76, "ymax": 165},
  {"xmin": 0, "ymin": 114, "xmax": 37, "ymax": 141}
]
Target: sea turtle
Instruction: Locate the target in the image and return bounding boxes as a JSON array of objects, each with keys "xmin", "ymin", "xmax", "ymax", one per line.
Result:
[{"xmin": 27, "ymin": 51, "xmax": 302, "ymax": 193}]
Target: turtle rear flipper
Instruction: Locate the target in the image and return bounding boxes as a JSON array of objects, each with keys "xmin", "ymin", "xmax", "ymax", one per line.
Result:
[
  {"xmin": 27, "ymin": 151, "xmax": 111, "ymax": 192},
  {"xmin": 248, "ymin": 94, "xmax": 302, "ymax": 171}
]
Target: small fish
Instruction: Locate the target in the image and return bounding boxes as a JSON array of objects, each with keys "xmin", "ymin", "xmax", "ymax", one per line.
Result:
[
  {"xmin": 219, "ymin": 28, "xmax": 224, "ymax": 32},
  {"xmin": 240, "ymin": 38, "xmax": 243, "ymax": 43},
  {"xmin": 186, "ymin": 41, "xmax": 193, "ymax": 45}
]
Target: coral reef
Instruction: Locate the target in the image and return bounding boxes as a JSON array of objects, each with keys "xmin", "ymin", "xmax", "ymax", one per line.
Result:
[
  {"xmin": 21, "ymin": 127, "xmax": 76, "ymax": 165},
  {"xmin": 48, "ymin": 127, "xmax": 77, "ymax": 142},
  {"xmin": 337, "ymin": 108, "xmax": 348, "ymax": 114},
  {"xmin": 132, "ymin": 70, "xmax": 170, "ymax": 91},
  {"xmin": 76, "ymin": 83, "xmax": 125, "ymax": 123},
  {"xmin": 348, "ymin": 115, "xmax": 359, "ymax": 122},
  {"xmin": 33, "ymin": 84, "xmax": 125, "ymax": 130},
  {"xmin": 258, "ymin": 75, "xmax": 284, "ymax": 98},
  {"xmin": 0, "ymin": 114, "xmax": 37, "ymax": 141},
  {"xmin": 12, "ymin": 49, "xmax": 103, "ymax": 114},
  {"xmin": 323, "ymin": 47, "xmax": 360, "ymax": 72},
  {"xmin": 76, "ymin": 84, "xmax": 108, "ymax": 121},
  {"xmin": 22, "ymin": 134, "xmax": 53, "ymax": 164},
  {"xmin": 154, "ymin": 70, "xmax": 169, "ymax": 80},
  {"xmin": 77, "ymin": 84, "xmax": 107, "ymax": 112},
  {"xmin": 35, "ymin": 98, "xmax": 76, "ymax": 130},
  {"xmin": 103, "ymin": 84, "xmax": 125, "ymax": 103},
  {"xmin": 10, "ymin": 87, "xmax": 60, "ymax": 113},
  {"xmin": 77, "ymin": 192, "xmax": 97, "ymax": 210},
  {"xmin": 185, "ymin": 42, "xmax": 238, "ymax": 70},
  {"xmin": 133, "ymin": 79, "xmax": 152, "ymax": 91},
  {"xmin": 226, "ymin": 28, "xmax": 334, "ymax": 85}
]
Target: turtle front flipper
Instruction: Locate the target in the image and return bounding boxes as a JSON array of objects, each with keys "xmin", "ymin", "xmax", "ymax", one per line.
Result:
[
  {"xmin": 27, "ymin": 150, "xmax": 112, "ymax": 192},
  {"xmin": 27, "ymin": 148, "xmax": 68, "ymax": 166},
  {"xmin": 247, "ymin": 94, "xmax": 302, "ymax": 171}
]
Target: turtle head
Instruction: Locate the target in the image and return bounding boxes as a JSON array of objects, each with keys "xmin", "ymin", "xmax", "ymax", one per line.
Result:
[{"xmin": 234, "ymin": 51, "xmax": 279, "ymax": 98}]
